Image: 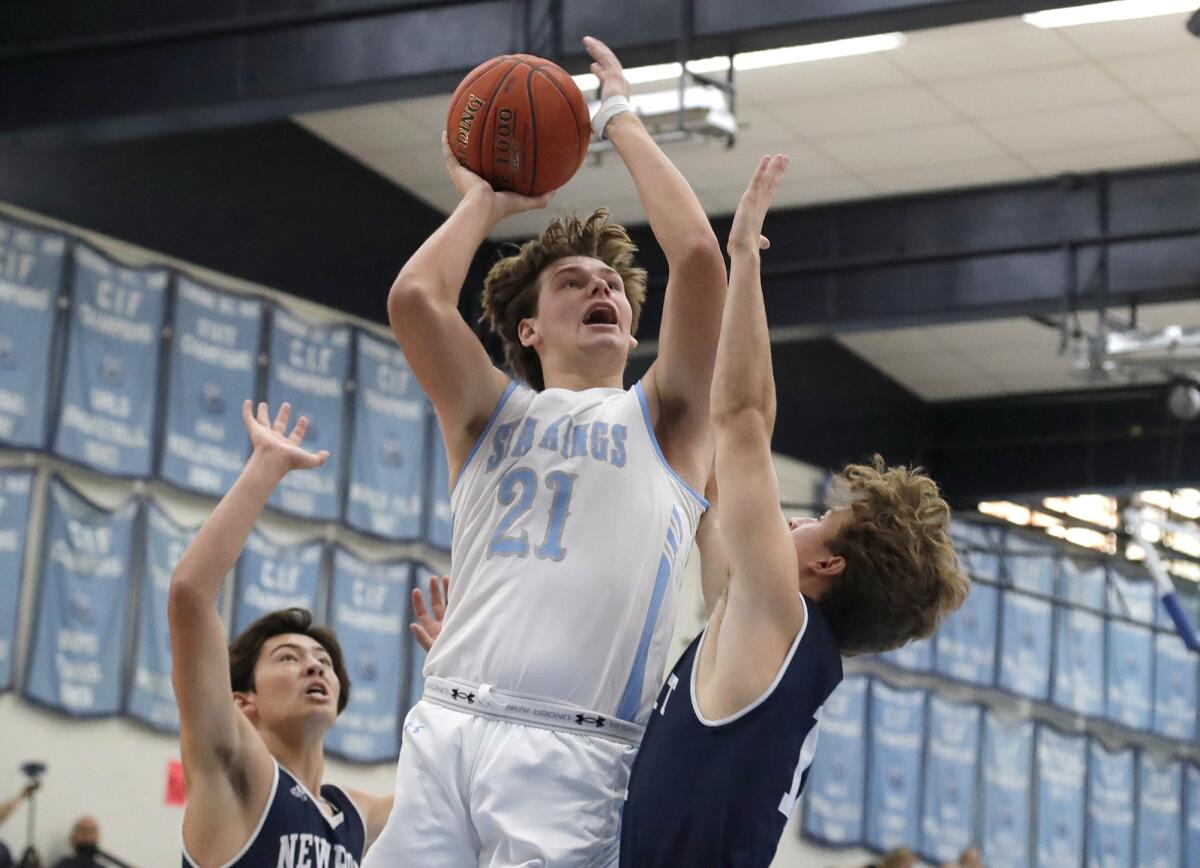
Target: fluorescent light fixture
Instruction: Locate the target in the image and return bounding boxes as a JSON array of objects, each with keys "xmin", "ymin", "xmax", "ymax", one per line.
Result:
[
  {"xmin": 1024, "ymin": 0, "xmax": 1196, "ymax": 29},
  {"xmin": 571, "ymin": 32, "xmax": 905, "ymax": 91}
]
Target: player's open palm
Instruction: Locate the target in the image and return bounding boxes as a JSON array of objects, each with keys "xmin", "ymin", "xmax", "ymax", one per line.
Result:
[
  {"xmin": 242, "ymin": 399, "xmax": 329, "ymax": 472},
  {"xmin": 583, "ymin": 36, "xmax": 631, "ymax": 101},
  {"xmin": 728, "ymin": 154, "xmax": 789, "ymax": 256}
]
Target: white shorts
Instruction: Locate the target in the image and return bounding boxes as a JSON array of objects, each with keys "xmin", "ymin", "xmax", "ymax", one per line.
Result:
[{"xmin": 362, "ymin": 679, "xmax": 640, "ymax": 868}]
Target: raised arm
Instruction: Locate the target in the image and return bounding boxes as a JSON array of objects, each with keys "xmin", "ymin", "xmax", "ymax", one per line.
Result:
[
  {"xmin": 709, "ymin": 156, "xmax": 804, "ymax": 648},
  {"xmin": 387, "ymin": 137, "xmax": 551, "ymax": 478},
  {"xmin": 696, "ymin": 471, "xmax": 730, "ymax": 618},
  {"xmin": 168, "ymin": 403, "xmax": 328, "ymax": 834},
  {"xmin": 585, "ymin": 36, "xmax": 725, "ymax": 487}
]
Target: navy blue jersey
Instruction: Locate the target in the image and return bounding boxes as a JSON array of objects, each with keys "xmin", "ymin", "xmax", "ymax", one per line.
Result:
[
  {"xmin": 620, "ymin": 596, "xmax": 842, "ymax": 868},
  {"xmin": 183, "ymin": 763, "xmax": 365, "ymax": 868}
]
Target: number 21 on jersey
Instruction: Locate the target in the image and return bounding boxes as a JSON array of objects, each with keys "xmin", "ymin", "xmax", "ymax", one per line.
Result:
[{"xmin": 487, "ymin": 468, "xmax": 577, "ymax": 561}]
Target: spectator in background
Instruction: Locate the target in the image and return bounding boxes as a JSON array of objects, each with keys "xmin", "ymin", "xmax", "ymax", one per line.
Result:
[
  {"xmin": 957, "ymin": 846, "xmax": 983, "ymax": 868},
  {"xmin": 49, "ymin": 817, "xmax": 99, "ymax": 868},
  {"xmin": 880, "ymin": 848, "xmax": 919, "ymax": 868}
]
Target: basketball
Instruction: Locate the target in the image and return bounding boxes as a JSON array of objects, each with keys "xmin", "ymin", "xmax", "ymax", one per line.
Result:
[{"xmin": 446, "ymin": 54, "xmax": 591, "ymax": 196}]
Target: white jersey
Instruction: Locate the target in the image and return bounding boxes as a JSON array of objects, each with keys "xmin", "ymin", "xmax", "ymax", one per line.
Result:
[{"xmin": 423, "ymin": 380, "xmax": 706, "ymax": 724}]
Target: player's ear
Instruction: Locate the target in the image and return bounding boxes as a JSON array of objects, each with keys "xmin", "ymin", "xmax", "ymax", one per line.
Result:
[
  {"xmin": 518, "ymin": 316, "xmax": 540, "ymax": 348},
  {"xmin": 233, "ymin": 691, "xmax": 258, "ymax": 720}
]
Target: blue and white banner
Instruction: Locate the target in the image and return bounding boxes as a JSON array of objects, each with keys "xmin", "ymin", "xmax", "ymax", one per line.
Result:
[
  {"xmin": 346, "ymin": 331, "xmax": 429, "ymax": 541},
  {"xmin": 1086, "ymin": 741, "xmax": 1135, "ymax": 868},
  {"xmin": 981, "ymin": 712, "xmax": 1033, "ymax": 868},
  {"xmin": 265, "ymin": 308, "xmax": 350, "ymax": 520},
  {"xmin": 54, "ymin": 247, "xmax": 168, "ymax": 476},
  {"xmin": 232, "ymin": 530, "xmax": 324, "ymax": 636},
  {"xmin": 326, "ymin": 549, "xmax": 412, "ymax": 763},
  {"xmin": 127, "ymin": 504, "xmax": 194, "ymax": 732},
  {"xmin": 998, "ymin": 548, "xmax": 1055, "ymax": 700},
  {"xmin": 802, "ymin": 676, "xmax": 869, "ymax": 845},
  {"xmin": 865, "ymin": 680, "xmax": 925, "ymax": 853},
  {"xmin": 1106, "ymin": 571, "xmax": 1154, "ymax": 730},
  {"xmin": 24, "ymin": 479, "xmax": 137, "ymax": 715},
  {"xmin": 0, "ymin": 469, "xmax": 35, "ymax": 690},
  {"xmin": 935, "ymin": 580, "xmax": 998, "ymax": 685},
  {"xmin": 1152, "ymin": 592, "xmax": 1198, "ymax": 740},
  {"xmin": 160, "ymin": 277, "xmax": 263, "ymax": 496},
  {"xmin": 1136, "ymin": 753, "xmax": 1182, "ymax": 868},
  {"xmin": 919, "ymin": 695, "xmax": 981, "ymax": 863},
  {"xmin": 1034, "ymin": 726, "xmax": 1086, "ymax": 868},
  {"xmin": 427, "ymin": 428, "xmax": 452, "ymax": 550},
  {"xmin": 1052, "ymin": 559, "xmax": 1106, "ymax": 717},
  {"xmin": 1185, "ymin": 763, "xmax": 1200, "ymax": 868},
  {"xmin": 0, "ymin": 218, "xmax": 66, "ymax": 449},
  {"xmin": 951, "ymin": 521, "xmax": 1003, "ymax": 581},
  {"xmin": 881, "ymin": 634, "xmax": 934, "ymax": 671}
]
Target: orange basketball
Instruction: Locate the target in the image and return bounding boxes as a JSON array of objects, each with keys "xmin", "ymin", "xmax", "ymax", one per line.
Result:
[{"xmin": 446, "ymin": 54, "xmax": 591, "ymax": 196}]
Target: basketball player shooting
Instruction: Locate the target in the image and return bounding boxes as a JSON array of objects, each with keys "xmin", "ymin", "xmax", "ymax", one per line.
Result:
[
  {"xmin": 619, "ymin": 157, "xmax": 971, "ymax": 866},
  {"xmin": 169, "ymin": 401, "xmax": 399, "ymax": 868},
  {"xmin": 364, "ymin": 35, "xmax": 725, "ymax": 868}
]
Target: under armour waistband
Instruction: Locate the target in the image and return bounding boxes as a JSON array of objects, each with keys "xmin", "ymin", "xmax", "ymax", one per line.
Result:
[{"xmin": 423, "ymin": 677, "xmax": 645, "ymax": 746}]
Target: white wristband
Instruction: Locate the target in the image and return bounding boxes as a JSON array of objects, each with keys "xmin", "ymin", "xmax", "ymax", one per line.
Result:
[{"xmin": 591, "ymin": 94, "xmax": 633, "ymax": 140}]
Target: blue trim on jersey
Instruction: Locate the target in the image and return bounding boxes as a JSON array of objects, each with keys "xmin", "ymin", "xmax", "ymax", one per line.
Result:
[
  {"xmin": 616, "ymin": 548, "xmax": 674, "ymax": 722},
  {"xmin": 633, "ymin": 381, "xmax": 708, "ymax": 509},
  {"xmin": 451, "ymin": 380, "xmax": 519, "ymax": 496}
]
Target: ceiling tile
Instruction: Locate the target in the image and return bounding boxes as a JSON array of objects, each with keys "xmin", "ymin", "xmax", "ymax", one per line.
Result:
[
  {"xmin": 1104, "ymin": 49, "xmax": 1200, "ymax": 98},
  {"xmin": 915, "ymin": 377, "xmax": 1009, "ymax": 401},
  {"xmin": 669, "ymin": 138, "xmax": 846, "ymax": 182},
  {"xmin": 1148, "ymin": 93, "xmax": 1200, "ymax": 134},
  {"xmin": 729, "ymin": 104, "xmax": 800, "ymax": 146},
  {"xmin": 359, "ymin": 140, "xmax": 449, "ymax": 186},
  {"xmin": 767, "ymin": 85, "xmax": 959, "ymax": 139},
  {"xmin": 978, "ymin": 100, "xmax": 1176, "ymax": 152},
  {"xmin": 295, "ymin": 104, "xmax": 428, "ymax": 151},
  {"xmin": 862, "ymin": 156, "xmax": 1034, "ymax": 196},
  {"xmin": 1057, "ymin": 13, "xmax": 1197, "ymax": 59},
  {"xmin": 392, "ymin": 94, "xmax": 454, "ymax": 136},
  {"xmin": 927, "ymin": 318, "xmax": 1058, "ymax": 354},
  {"xmin": 886, "ymin": 17, "xmax": 1084, "ymax": 81},
  {"xmin": 1131, "ymin": 301, "xmax": 1200, "ymax": 330},
  {"xmin": 931, "ymin": 63, "xmax": 1131, "ymax": 119},
  {"xmin": 813, "ymin": 121, "xmax": 1006, "ymax": 173},
  {"xmin": 836, "ymin": 327, "xmax": 940, "ymax": 360},
  {"xmin": 733, "ymin": 53, "xmax": 910, "ymax": 102},
  {"xmin": 1023, "ymin": 134, "xmax": 1199, "ymax": 175}
]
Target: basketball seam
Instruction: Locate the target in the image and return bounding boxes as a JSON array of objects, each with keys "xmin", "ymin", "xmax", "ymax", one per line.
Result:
[
  {"xmin": 532, "ymin": 65, "xmax": 587, "ymax": 176},
  {"xmin": 525, "ymin": 70, "xmax": 540, "ymax": 197},
  {"xmin": 480, "ymin": 60, "xmax": 528, "ymax": 188}
]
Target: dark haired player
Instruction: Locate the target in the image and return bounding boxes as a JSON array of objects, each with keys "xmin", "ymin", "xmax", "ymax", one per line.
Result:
[{"xmin": 169, "ymin": 401, "xmax": 399, "ymax": 868}]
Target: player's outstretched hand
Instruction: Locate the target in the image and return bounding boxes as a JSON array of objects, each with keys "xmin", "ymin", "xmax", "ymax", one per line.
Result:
[
  {"xmin": 242, "ymin": 400, "xmax": 329, "ymax": 474},
  {"xmin": 410, "ymin": 574, "xmax": 450, "ymax": 652},
  {"xmin": 728, "ymin": 154, "xmax": 789, "ymax": 256},
  {"xmin": 583, "ymin": 36, "xmax": 631, "ymax": 102},
  {"xmin": 440, "ymin": 132, "xmax": 553, "ymax": 221}
]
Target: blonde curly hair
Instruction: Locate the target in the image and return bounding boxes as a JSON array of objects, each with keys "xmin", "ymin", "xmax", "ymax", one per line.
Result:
[
  {"xmin": 819, "ymin": 455, "xmax": 969, "ymax": 655},
  {"xmin": 480, "ymin": 209, "xmax": 647, "ymax": 390}
]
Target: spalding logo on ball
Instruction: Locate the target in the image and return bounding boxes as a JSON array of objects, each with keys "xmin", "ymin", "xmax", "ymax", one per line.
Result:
[{"xmin": 446, "ymin": 54, "xmax": 592, "ymax": 196}]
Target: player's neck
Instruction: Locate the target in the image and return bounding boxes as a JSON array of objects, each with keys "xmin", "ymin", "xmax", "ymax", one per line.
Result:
[
  {"xmin": 261, "ymin": 728, "xmax": 327, "ymax": 798},
  {"xmin": 541, "ymin": 367, "xmax": 625, "ymax": 391}
]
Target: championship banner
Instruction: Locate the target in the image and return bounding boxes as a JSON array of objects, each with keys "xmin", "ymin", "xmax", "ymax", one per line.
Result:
[
  {"xmin": 880, "ymin": 634, "xmax": 933, "ymax": 672},
  {"xmin": 0, "ymin": 218, "xmax": 66, "ymax": 449},
  {"xmin": 980, "ymin": 712, "xmax": 1033, "ymax": 868},
  {"xmin": 1052, "ymin": 558, "xmax": 1106, "ymax": 717},
  {"xmin": 998, "ymin": 546, "xmax": 1055, "ymax": 700},
  {"xmin": 1185, "ymin": 763, "xmax": 1200, "ymax": 868},
  {"xmin": 1087, "ymin": 741, "xmax": 1135, "ymax": 868},
  {"xmin": 1136, "ymin": 753, "xmax": 1182, "ymax": 868},
  {"xmin": 0, "ymin": 469, "xmax": 35, "ymax": 690},
  {"xmin": 127, "ymin": 504, "xmax": 195, "ymax": 732},
  {"xmin": 160, "ymin": 276, "xmax": 263, "ymax": 497},
  {"xmin": 951, "ymin": 521, "xmax": 1002, "ymax": 581},
  {"xmin": 1034, "ymin": 726, "xmax": 1086, "ymax": 868},
  {"xmin": 919, "ymin": 695, "xmax": 981, "ymax": 863},
  {"xmin": 427, "ymin": 428, "xmax": 453, "ymax": 550},
  {"xmin": 1152, "ymin": 592, "xmax": 1198, "ymax": 740},
  {"xmin": 802, "ymin": 675, "xmax": 869, "ymax": 845},
  {"xmin": 232, "ymin": 529, "xmax": 324, "ymax": 636},
  {"xmin": 934, "ymin": 580, "xmax": 998, "ymax": 685},
  {"xmin": 346, "ymin": 331, "xmax": 429, "ymax": 541},
  {"xmin": 24, "ymin": 478, "xmax": 137, "ymax": 715},
  {"xmin": 53, "ymin": 246, "xmax": 169, "ymax": 476},
  {"xmin": 326, "ymin": 549, "xmax": 412, "ymax": 763},
  {"xmin": 865, "ymin": 680, "xmax": 925, "ymax": 853},
  {"xmin": 1105, "ymin": 571, "xmax": 1154, "ymax": 730},
  {"xmin": 265, "ymin": 308, "xmax": 350, "ymax": 520}
]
